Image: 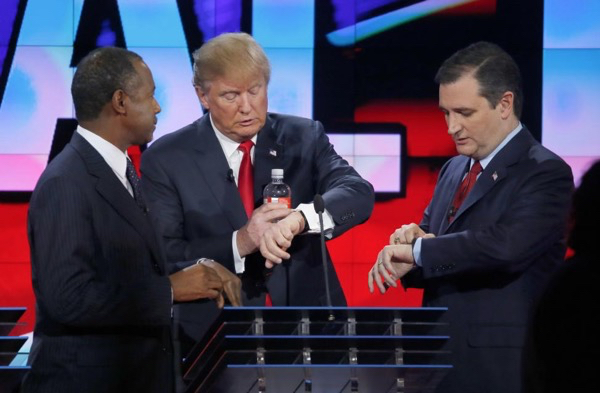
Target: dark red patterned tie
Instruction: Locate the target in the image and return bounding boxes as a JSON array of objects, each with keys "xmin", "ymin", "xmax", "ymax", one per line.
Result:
[
  {"xmin": 237, "ymin": 140, "xmax": 254, "ymax": 218},
  {"xmin": 449, "ymin": 160, "xmax": 482, "ymax": 222}
]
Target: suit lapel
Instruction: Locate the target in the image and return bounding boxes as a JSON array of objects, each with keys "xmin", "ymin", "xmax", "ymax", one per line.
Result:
[
  {"xmin": 447, "ymin": 128, "xmax": 534, "ymax": 227},
  {"xmin": 71, "ymin": 133, "xmax": 165, "ymax": 273},
  {"xmin": 191, "ymin": 116, "xmax": 248, "ymax": 229},
  {"xmin": 254, "ymin": 116, "xmax": 284, "ymax": 205}
]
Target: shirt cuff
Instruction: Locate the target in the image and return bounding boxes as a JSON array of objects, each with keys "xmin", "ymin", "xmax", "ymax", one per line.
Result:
[
  {"xmin": 296, "ymin": 203, "xmax": 334, "ymax": 239},
  {"xmin": 413, "ymin": 237, "xmax": 423, "ymax": 267},
  {"xmin": 232, "ymin": 230, "xmax": 245, "ymax": 274}
]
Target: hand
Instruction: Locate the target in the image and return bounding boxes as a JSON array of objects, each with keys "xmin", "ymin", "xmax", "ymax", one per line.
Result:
[
  {"xmin": 259, "ymin": 211, "xmax": 306, "ymax": 268},
  {"xmin": 368, "ymin": 244, "xmax": 415, "ymax": 294},
  {"xmin": 169, "ymin": 263, "xmax": 223, "ymax": 303},
  {"xmin": 237, "ymin": 203, "xmax": 291, "ymax": 257},
  {"xmin": 389, "ymin": 223, "xmax": 435, "ymax": 245},
  {"xmin": 199, "ymin": 259, "xmax": 242, "ymax": 307}
]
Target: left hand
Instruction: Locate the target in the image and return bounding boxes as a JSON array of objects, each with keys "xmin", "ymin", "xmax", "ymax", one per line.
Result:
[
  {"xmin": 259, "ymin": 211, "xmax": 305, "ymax": 268},
  {"xmin": 368, "ymin": 244, "xmax": 415, "ymax": 294},
  {"xmin": 199, "ymin": 259, "xmax": 242, "ymax": 307}
]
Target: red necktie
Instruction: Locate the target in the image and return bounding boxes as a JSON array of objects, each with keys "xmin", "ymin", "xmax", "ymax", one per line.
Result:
[
  {"xmin": 238, "ymin": 140, "xmax": 272, "ymax": 306},
  {"xmin": 449, "ymin": 160, "xmax": 482, "ymax": 222},
  {"xmin": 237, "ymin": 140, "xmax": 254, "ymax": 218}
]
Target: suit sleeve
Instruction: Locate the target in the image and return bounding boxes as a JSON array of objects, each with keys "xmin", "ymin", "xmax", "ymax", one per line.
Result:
[
  {"xmin": 28, "ymin": 176, "xmax": 172, "ymax": 327},
  {"xmin": 141, "ymin": 148, "xmax": 235, "ymax": 271},
  {"xmin": 420, "ymin": 157, "xmax": 573, "ymax": 279},
  {"xmin": 313, "ymin": 121, "xmax": 375, "ymax": 238}
]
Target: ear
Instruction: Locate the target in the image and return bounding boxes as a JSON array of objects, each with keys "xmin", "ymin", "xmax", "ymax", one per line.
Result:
[
  {"xmin": 498, "ymin": 91, "xmax": 514, "ymax": 120},
  {"xmin": 194, "ymin": 85, "xmax": 210, "ymax": 110},
  {"xmin": 112, "ymin": 89, "xmax": 127, "ymax": 115}
]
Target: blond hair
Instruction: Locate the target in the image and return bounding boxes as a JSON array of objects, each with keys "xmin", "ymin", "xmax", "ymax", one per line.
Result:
[{"xmin": 192, "ymin": 32, "xmax": 271, "ymax": 90}]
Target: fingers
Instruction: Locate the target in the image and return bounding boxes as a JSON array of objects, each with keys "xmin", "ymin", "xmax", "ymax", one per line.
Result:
[
  {"xmin": 368, "ymin": 251, "xmax": 393, "ymax": 294},
  {"xmin": 379, "ymin": 248, "xmax": 399, "ymax": 288},
  {"xmin": 260, "ymin": 225, "xmax": 293, "ymax": 265},
  {"xmin": 215, "ymin": 292, "xmax": 225, "ymax": 309},
  {"xmin": 251, "ymin": 203, "xmax": 291, "ymax": 221},
  {"xmin": 389, "ymin": 223, "xmax": 427, "ymax": 245},
  {"xmin": 261, "ymin": 206, "xmax": 293, "ymax": 222},
  {"xmin": 369, "ymin": 244, "xmax": 416, "ymax": 295},
  {"xmin": 223, "ymin": 281, "xmax": 242, "ymax": 307}
]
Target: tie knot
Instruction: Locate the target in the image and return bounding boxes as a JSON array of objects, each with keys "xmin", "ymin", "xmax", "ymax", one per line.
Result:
[
  {"xmin": 470, "ymin": 160, "xmax": 482, "ymax": 175},
  {"xmin": 238, "ymin": 140, "xmax": 254, "ymax": 154}
]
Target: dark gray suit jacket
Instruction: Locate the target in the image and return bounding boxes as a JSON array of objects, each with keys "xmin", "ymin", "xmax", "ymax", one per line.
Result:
[
  {"xmin": 141, "ymin": 113, "xmax": 374, "ymax": 347},
  {"xmin": 23, "ymin": 133, "xmax": 174, "ymax": 393},
  {"xmin": 403, "ymin": 127, "xmax": 573, "ymax": 393}
]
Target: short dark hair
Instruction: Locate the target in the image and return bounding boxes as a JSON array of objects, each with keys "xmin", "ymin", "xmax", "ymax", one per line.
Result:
[
  {"xmin": 435, "ymin": 41, "xmax": 523, "ymax": 118},
  {"xmin": 71, "ymin": 47, "xmax": 143, "ymax": 122}
]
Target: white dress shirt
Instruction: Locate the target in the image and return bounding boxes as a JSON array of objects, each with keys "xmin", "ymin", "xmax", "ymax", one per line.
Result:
[{"xmin": 77, "ymin": 125, "xmax": 134, "ymax": 196}]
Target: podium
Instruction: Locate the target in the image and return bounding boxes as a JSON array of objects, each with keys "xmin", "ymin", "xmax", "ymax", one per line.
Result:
[
  {"xmin": 181, "ymin": 307, "xmax": 451, "ymax": 393},
  {"xmin": 0, "ymin": 307, "xmax": 29, "ymax": 393}
]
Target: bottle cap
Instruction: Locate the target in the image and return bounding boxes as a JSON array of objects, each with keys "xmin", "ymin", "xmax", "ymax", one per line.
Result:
[{"xmin": 271, "ymin": 168, "xmax": 284, "ymax": 178}]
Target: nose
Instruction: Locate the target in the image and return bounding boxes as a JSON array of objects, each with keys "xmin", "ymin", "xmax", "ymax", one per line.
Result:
[
  {"xmin": 238, "ymin": 93, "xmax": 251, "ymax": 114},
  {"xmin": 447, "ymin": 113, "xmax": 461, "ymax": 135},
  {"xmin": 154, "ymin": 98, "xmax": 161, "ymax": 114}
]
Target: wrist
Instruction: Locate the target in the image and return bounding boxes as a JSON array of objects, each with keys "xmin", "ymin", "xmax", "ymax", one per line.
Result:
[
  {"xmin": 293, "ymin": 210, "xmax": 309, "ymax": 234},
  {"xmin": 236, "ymin": 227, "xmax": 256, "ymax": 257},
  {"xmin": 410, "ymin": 238, "xmax": 418, "ymax": 265}
]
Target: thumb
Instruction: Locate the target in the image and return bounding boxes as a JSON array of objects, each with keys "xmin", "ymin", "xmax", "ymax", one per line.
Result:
[{"xmin": 215, "ymin": 292, "xmax": 225, "ymax": 309}]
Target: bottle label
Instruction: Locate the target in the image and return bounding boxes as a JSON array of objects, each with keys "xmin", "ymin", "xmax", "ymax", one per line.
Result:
[{"xmin": 263, "ymin": 197, "xmax": 291, "ymax": 208}]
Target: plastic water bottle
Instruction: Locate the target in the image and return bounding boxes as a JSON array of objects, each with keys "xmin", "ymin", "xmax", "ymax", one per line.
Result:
[{"xmin": 263, "ymin": 168, "xmax": 291, "ymax": 208}]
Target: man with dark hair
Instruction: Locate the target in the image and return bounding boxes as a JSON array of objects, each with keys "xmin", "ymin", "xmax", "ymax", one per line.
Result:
[
  {"xmin": 141, "ymin": 32, "xmax": 374, "ymax": 354},
  {"xmin": 368, "ymin": 41, "xmax": 573, "ymax": 392},
  {"xmin": 23, "ymin": 47, "xmax": 241, "ymax": 393}
]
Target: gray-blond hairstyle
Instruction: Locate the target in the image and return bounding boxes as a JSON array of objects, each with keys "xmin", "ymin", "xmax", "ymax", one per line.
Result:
[{"xmin": 192, "ymin": 32, "xmax": 271, "ymax": 90}]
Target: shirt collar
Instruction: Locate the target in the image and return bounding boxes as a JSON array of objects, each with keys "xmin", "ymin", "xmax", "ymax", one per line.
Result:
[
  {"xmin": 76, "ymin": 125, "xmax": 129, "ymax": 179},
  {"xmin": 475, "ymin": 122, "xmax": 523, "ymax": 170},
  {"xmin": 209, "ymin": 113, "xmax": 258, "ymax": 159}
]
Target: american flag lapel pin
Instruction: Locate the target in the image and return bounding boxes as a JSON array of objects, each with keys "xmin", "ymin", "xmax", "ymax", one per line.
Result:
[
  {"xmin": 492, "ymin": 171, "xmax": 498, "ymax": 181},
  {"xmin": 269, "ymin": 149, "xmax": 277, "ymax": 157}
]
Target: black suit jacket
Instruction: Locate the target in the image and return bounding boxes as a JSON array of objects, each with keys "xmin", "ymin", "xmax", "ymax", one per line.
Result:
[
  {"xmin": 403, "ymin": 127, "xmax": 573, "ymax": 393},
  {"xmin": 141, "ymin": 113, "xmax": 374, "ymax": 345},
  {"xmin": 22, "ymin": 133, "xmax": 174, "ymax": 393}
]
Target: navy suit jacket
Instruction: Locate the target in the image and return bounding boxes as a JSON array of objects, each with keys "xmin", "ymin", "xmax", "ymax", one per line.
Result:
[
  {"xmin": 141, "ymin": 113, "xmax": 374, "ymax": 345},
  {"xmin": 23, "ymin": 133, "xmax": 174, "ymax": 393},
  {"xmin": 403, "ymin": 127, "xmax": 573, "ymax": 393}
]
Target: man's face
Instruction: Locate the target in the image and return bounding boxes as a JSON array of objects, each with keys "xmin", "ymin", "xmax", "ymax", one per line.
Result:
[
  {"xmin": 123, "ymin": 60, "xmax": 161, "ymax": 146},
  {"xmin": 439, "ymin": 74, "xmax": 507, "ymax": 160},
  {"xmin": 196, "ymin": 75, "xmax": 268, "ymax": 143}
]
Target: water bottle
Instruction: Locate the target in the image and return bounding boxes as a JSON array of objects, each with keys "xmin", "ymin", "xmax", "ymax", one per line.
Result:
[{"xmin": 263, "ymin": 168, "xmax": 291, "ymax": 208}]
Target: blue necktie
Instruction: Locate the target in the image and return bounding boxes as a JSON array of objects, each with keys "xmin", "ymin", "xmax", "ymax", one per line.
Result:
[{"xmin": 126, "ymin": 159, "xmax": 147, "ymax": 212}]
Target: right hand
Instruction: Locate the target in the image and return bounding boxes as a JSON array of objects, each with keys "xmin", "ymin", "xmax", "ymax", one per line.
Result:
[
  {"xmin": 237, "ymin": 203, "xmax": 291, "ymax": 257},
  {"xmin": 198, "ymin": 259, "xmax": 242, "ymax": 307},
  {"xmin": 169, "ymin": 264, "xmax": 223, "ymax": 303},
  {"xmin": 389, "ymin": 223, "xmax": 435, "ymax": 245}
]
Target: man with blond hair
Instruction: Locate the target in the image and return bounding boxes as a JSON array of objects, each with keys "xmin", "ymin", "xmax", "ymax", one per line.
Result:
[{"xmin": 141, "ymin": 33, "xmax": 374, "ymax": 356}]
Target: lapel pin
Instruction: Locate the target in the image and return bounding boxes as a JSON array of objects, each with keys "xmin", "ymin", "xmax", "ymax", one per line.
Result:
[
  {"xmin": 492, "ymin": 171, "xmax": 498, "ymax": 181},
  {"xmin": 269, "ymin": 149, "xmax": 277, "ymax": 157}
]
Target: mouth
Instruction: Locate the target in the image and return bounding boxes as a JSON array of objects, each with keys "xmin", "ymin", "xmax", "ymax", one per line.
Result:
[{"xmin": 238, "ymin": 119, "xmax": 255, "ymax": 127}]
